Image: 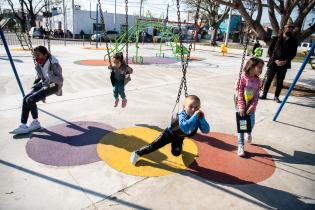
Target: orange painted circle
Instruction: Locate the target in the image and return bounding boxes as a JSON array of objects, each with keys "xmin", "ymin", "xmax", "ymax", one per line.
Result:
[
  {"xmin": 187, "ymin": 132, "xmax": 275, "ymax": 185},
  {"xmin": 76, "ymin": 60, "xmax": 111, "ymax": 66}
]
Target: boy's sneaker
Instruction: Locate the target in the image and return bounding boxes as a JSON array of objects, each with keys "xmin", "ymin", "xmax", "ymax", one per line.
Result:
[
  {"xmin": 122, "ymin": 99, "xmax": 127, "ymax": 108},
  {"xmin": 130, "ymin": 151, "xmax": 139, "ymax": 165},
  {"xmin": 247, "ymin": 134, "xmax": 252, "ymax": 144},
  {"xmin": 237, "ymin": 145, "xmax": 245, "ymax": 157},
  {"xmin": 114, "ymin": 99, "xmax": 119, "ymax": 107},
  {"xmin": 29, "ymin": 120, "xmax": 41, "ymax": 131},
  {"xmin": 11, "ymin": 124, "xmax": 29, "ymax": 134}
]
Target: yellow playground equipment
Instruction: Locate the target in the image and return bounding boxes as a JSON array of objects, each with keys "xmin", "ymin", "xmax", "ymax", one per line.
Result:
[{"xmin": 220, "ymin": 44, "xmax": 228, "ymax": 56}]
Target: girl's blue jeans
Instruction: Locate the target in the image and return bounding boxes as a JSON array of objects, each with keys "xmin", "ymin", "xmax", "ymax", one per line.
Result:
[
  {"xmin": 238, "ymin": 112, "xmax": 255, "ymax": 145},
  {"xmin": 113, "ymin": 80, "xmax": 126, "ymax": 100}
]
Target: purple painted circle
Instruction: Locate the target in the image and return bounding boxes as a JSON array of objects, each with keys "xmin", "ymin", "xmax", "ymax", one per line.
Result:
[
  {"xmin": 26, "ymin": 121, "xmax": 115, "ymax": 166},
  {"xmin": 130, "ymin": 56, "xmax": 177, "ymax": 65}
]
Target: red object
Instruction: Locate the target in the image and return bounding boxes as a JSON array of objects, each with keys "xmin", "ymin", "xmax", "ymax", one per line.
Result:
[{"xmin": 187, "ymin": 132, "xmax": 275, "ymax": 185}]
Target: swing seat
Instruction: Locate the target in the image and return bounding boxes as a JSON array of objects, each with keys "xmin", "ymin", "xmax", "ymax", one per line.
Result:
[{"xmin": 236, "ymin": 112, "xmax": 252, "ymax": 133}]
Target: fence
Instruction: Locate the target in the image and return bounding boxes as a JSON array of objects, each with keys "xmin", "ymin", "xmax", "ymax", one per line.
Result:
[{"xmin": 0, "ymin": 32, "xmax": 106, "ymax": 47}]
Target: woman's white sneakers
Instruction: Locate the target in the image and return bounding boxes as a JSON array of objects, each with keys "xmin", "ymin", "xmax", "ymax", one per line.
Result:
[
  {"xmin": 29, "ymin": 120, "xmax": 41, "ymax": 131},
  {"xmin": 130, "ymin": 151, "xmax": 139, "ymax": 165},
  {"xmin": 11, "ymin": 120, "xmax": 41, "ymax": 135},
  {"xmin": 11, "ymin": 124, "xmax": 29, "ymax": 134}
]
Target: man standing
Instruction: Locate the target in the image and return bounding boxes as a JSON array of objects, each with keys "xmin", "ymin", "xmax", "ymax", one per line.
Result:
[{"xmin": 260, "ymin": 22, "xmax": 298, "ymax": 103}]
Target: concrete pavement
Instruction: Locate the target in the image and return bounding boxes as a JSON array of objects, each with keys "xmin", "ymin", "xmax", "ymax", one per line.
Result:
[{"xmin": 0, "ymin": 42, "xmax": 314, "ymax": 210}]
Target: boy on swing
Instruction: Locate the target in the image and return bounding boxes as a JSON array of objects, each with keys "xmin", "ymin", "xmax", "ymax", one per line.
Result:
[{"xmin": 130, "ymin": 95, "xmax": 210, "ymax": 165}]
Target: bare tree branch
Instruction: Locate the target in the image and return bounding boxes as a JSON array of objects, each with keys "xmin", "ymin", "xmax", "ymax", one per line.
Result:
[
  {"xmin": 33, "ymin": 0, "xmax": 43, "ymax": 12},
  {"xmin": 209, "ymin": 0, "xmax": 236, "ymax": 8},
  {"xmin": 294, "ymin": 0, "xmax": 315, "ymax": 29},
  {"xmin": 216, "ymin": 6, "xmax": 230, "ymax": 26},
  {"xmin": 35, "ymin": 4, "xmax": 47, "ymax": 15},
  {"xmin": 267, "ymin": 0, "xmax": 279, "ymax": 34},
  {"xmin": 23, "ymin": 0, "xmax": 31, "ymax": 12},
  {"xmin": 6, "ymin": 0, "xmax": 23, "ymax": 21},
  {"xmin": 299, "ymin": 23, "xmax": 315, "ymax": 41},
  {"xmin": 256, "ymin": 0, "xmax": 263, "ymax": 22},
  {"xmin": 206, "ymin": 0, "xmax": 314, "ymax": 44}
]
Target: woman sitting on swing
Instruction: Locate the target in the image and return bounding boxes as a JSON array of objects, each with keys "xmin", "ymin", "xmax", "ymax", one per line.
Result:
[{"xmin": 11, "ymin": 45, "xmax": 63, "ymax": 134}]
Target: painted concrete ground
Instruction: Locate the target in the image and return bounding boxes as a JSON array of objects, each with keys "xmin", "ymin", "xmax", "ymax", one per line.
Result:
[{"xmin": 0, "ymin": 42, "xmax": 314, "ymax": 210}]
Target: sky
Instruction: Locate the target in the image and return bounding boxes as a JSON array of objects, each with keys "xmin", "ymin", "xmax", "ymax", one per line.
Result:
[
  {"xmin": 1, "ymin": 0, "xmax": 314, "ymax": 27},
  {"xmin": 76, "ymin": 0, "xmax": 189, "ymax": 21},
  {"xmin": 0, "ymin": 0, "xmax": 189, "ymax": 21}
]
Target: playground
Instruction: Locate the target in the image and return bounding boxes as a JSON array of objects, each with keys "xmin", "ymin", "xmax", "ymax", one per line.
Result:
[
  {"xmin": 1, "ymin": 0, "xmax": 315, "ymax": 209},
  {"xmin": 1, "ymin": 37, "xmax": 315, "ymax": 209}
]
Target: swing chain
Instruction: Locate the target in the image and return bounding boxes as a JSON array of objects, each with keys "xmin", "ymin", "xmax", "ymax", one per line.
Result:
[
  {"xmin": 236, "ymin": 1, "xmax": 255, "ymax": 91},
  {"xmin": 97, "ymin": 0, "xmax": 112, "ymax": 66},
  {"xmin": 173, "ymin": 0, "xmax": 201, "ymax": 108},
  {"xmin": 21, "ymin": 0, "xmax": 35, "ymax": 65},
  {"xmin": 44, "ymin": 0, "xmax": 51, "ymax": 52},
  {"xmin": 175, "ymin": 0, "xmax": 185, "ymax": 104},
  {"xmin": 125, "ymin": 0, "xmax": 128, "ymax": 65}
]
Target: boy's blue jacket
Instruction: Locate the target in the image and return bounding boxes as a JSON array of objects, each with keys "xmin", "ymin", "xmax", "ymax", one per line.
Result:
[{"xmin": 168, "ymin": 110, "xmax": 210, "ymax": 136}]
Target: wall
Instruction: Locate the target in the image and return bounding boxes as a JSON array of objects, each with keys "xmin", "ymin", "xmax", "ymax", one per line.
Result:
[
  {"xmin": 49, "ymin": 9, "xmax": 136, "ymax": 35},
  {"xmin": 219, "ymin": 15, "xmax": 241, "ymax": 34}
]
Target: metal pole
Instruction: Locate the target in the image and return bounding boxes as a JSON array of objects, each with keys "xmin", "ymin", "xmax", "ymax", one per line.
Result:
[
  {"xmin": 63, "ymin": 0, "xmax": 66, "ymax": 46},
  {"xmin": 135, "ymin": 0, "xmax": 144, "ymax": 63},
  {"xmin": 0, "ymin": 27, "xmax": 25, "ymax": 97},
  {"xmin": 139, "ymin": 0, "xmax": 143, "ymax": 18},
  {"xmin": 273, "ymin": 42, "xmax": 315, "ymax": 121},
  {"xmin": 224, "ymin": 7, "xmax": 232, "ymax": 46},
  {"xmin": 114, "ymin": 0, "xmax": 116, "ymax": 29},
  {"xmin": 96, "ymin": 3, "xmax": 98, "ymax": 48},
  {"xmin": 72, "ymin": 0, "xmax": 75, "ymax": 39}
]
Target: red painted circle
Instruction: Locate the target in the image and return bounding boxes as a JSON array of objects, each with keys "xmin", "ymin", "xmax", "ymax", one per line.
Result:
[{"xmin": 187, "ymin": 132, "xmax": 276, "ymax": 185}]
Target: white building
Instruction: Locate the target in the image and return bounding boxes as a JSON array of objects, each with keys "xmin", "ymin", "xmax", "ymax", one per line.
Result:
[{"xmin": 47, "ymin": 4, "xmax": 136, "ymax": 35}]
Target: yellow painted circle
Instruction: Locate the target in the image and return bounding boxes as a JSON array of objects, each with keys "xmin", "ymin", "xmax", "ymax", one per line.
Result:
[
  {"xmin": 97, "ymin": 127, "xmax": 198, "ymax": 177},
  {"xmin": 11, "ymin": 48, "xmax": 32, "ymax": 51}
]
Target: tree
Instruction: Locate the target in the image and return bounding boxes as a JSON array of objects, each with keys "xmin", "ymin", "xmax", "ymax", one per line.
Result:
[
  {"xmin": 186, "ymin": 0, "xmax": 230, "ymax": 45},
  {"xmin": 210, "ymin": 0, "xmax": 315, "ymax": 45},
  {"xmin": 7, "ymin": 0, "xmax": 47, "ymax": 31}
]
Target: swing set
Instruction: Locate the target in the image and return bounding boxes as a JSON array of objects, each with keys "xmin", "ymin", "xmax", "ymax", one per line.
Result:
[{"xmin": 2, "ymin": 0, "xmax": 312, "ymax": 126}]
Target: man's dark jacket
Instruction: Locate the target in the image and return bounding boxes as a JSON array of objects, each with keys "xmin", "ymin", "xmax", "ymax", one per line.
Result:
[{"xmin": 267, "ymin": 35, "xmax": 298, "ymax": 69}]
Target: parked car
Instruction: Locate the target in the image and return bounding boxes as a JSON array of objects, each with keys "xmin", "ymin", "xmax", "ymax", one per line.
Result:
[
  {"xmin": 137, "ymin": 31, "xmax": 153, "ymax": 42},
  {"xmin": 29, "ymin": 27, "xmax": 44, "ymax": 38},
  {"xmin": 298, "ymin": 42, "xmax": 312, "ymax": 53},
  {"xmin": 91, "ymin": 30, "xmax": 120, "ymax": 41},
  {"xmin": 32, "ymin": 29, "xmax": 44, "ymax": 39}
]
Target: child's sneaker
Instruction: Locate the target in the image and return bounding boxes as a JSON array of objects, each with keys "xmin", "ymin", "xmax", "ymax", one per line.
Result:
[
  {"xmin": 114, "ymin": 99, "xmax": 119, "ymax": 107},
  {"xmin": 237, "ymin": 145, "xmax": 245, "ymax": 157},
  {"xmin": 247, "ymin": 134, "xmax": 252, "ymax": 144},
  {"xmin": 122, "ymin": 99, "xmax": 127, "ymax": 108},
  {"xmin": 11, "ymin": 124, "xmax": 29, "ymax": 134},
  {"xmin": 29, "ymin": 120, "xmax": 41, "ymax": 131},
  {"xmin": 130, "ymin": 151, "xmax": 139, "ymax": 165}
]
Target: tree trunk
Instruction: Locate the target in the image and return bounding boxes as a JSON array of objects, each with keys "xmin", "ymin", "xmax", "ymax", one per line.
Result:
[
  {"xmin": 210, "ymin": 27, "xmax": 218, "ymax": 46},
  {"xmin": 30, "ymin": 16, "xmax": 36, "ymax": 27}
]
